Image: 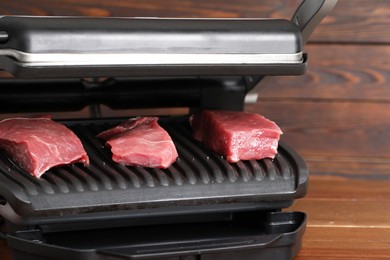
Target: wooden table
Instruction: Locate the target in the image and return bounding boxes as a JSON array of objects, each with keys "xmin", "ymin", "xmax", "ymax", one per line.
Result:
[
  {"xmin": 290, "ymin": 177, "xmax": 390, "ymax": 259},
  {"xmin": 0, "ymin": 0, "xmax": 389, "ymax": 259}
]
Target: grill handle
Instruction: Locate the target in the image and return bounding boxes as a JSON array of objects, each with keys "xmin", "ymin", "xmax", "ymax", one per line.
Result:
[
  {"xmin": 246, "ymin": 0, "xmax": 337, "ymax": 100},
  {"xmin": 7, "ymin": 212, "xmax": 306, "ymax": 259},
  {"xmin": 96, "ymin": 212, "xmax": 306, "ymax": 260},
  {"xmin": 97, "ymin": 236, "xmax": 283, "ymax": 259},
  {"xmin": 292, "ymin": 0, "xmax": 338, "ymax": 44}
]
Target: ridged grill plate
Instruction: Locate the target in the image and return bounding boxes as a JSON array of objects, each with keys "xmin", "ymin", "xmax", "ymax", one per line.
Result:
[{"xmin": 0, "ymin": 117, "xmax": 308, "ymax": 220}]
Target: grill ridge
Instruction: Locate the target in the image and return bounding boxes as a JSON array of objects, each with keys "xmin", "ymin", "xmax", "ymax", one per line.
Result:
[
  {"xmin": 248, "ymin": 160, "xmax": 265, "ymax": 181},
  {"xmin": 133, "ymin": 167, "xmax": 156, "ymax": 188},
  {"xmin": 54, "ymin": 168, "xmax": 85, "ymax": 192},
  {"xmin": 42, "ymin": 171, "xmax": 70, "ymax": 194},
  {"xmin": 234, "ymin": 161, "xmax": 252, "ymax": 182},
  {"xmin": 171, "ymin": 157, "xmax": 197, "ymax": 185},
  {"xmin": 166, "ymin": 166, "xmax": 184, "ymax": 186},
  {"xmin": 114, "ymin": 165, "xmax": 142, "ymax": 188},
  {"xmin": 275, "ymin": 154, "xmax": 292, "ymax": 180},
  {"xmin": 0, "ymin": 157, "xmax": 39, "ymax": 196},
  {"xmin": 165, "ymin": 124, "xmax": 211, "ymax": 184},
  {"xmin": 152, "ymin": 168, "xmax": 170, "ymax": 187},
  {"xmin": 70, "ymin": 166, "xmax": 99, "ymax": 192}
]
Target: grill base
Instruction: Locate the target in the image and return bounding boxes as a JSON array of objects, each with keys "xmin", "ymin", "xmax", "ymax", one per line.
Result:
[
  {"xmin": 8, "ymin": 211, "xmax": 306, "ymax": 260},
  {"xmin": 0, "ymin": 116, "xmax": 308, "ymax": 227}
]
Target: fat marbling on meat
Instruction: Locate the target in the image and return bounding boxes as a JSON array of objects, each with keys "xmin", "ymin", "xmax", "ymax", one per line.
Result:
[
  {"xmin": 0, "ymin": 117, "xmax": 89, "ymax": 178},
  {"xmin": 97, "ymin": 117, "xmax": 178, "ymax": 169},
  {"xmin": 190, "ymin": 110, "xmax": 282, "ymax": 163}
]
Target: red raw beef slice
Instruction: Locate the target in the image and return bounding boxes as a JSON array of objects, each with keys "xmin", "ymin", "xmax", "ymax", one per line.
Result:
[
  {"xmin": 97, "ymin": 117, "xmax": 178, "ymax": 169},
  {"xmin": 96, "ymin": 117, "xmax": 151, "ymax": 140},
  {"xmin": 0, "ymin": 117, "xmax": 89, "ymax": 178},
  {"xmin": 190, "ymin": 110, "xmax": 282, "ymax": 163}
]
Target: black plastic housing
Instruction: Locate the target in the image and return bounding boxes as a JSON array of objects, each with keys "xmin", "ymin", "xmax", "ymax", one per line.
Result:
[
  {"xmin": 0, "ymin": 77, "xmax": 248, "ymax": 112},
  {"xmin": 8, "ymin": 211, "xmax": 306, "ymax": 260}
]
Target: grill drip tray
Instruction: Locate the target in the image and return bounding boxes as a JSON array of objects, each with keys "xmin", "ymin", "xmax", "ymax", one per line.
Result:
[
  {"xmin": 0, "ymin": 117, "xmax": 308, "ymax": 227},
  {"xmin": 8, "ymin": 211, "xmax": 307, "ymax": 260}
]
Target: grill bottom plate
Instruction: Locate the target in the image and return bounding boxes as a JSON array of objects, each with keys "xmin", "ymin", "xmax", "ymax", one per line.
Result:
[{"xmin": 0, "ymin": 117, "xmax": 308, "ymax": 225}]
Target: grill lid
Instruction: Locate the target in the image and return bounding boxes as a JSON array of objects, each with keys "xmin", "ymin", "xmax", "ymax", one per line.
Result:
[
  {"xmin": 0, "ymin": 16, "xmax": 306, "ymax": 79},
  {"xmin": 0, "ymin": 0, "xmax": 337, "ymax": 79}
]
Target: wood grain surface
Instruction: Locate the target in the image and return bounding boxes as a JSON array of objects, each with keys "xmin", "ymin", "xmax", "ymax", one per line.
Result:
[
  {"xmin": 0, "ymin": 0, "xmax": 389, "ymax": 259},
  {"xmin": 1, "ymin": 0, "xmax": 389, "ymax": 43},
  {"xmin": 258, "ymin": 44, "xmax": 390, "ymax": 101},
  {"xmin": 292, "ymin": 176, "xmax": 390, "ymax": 259}
]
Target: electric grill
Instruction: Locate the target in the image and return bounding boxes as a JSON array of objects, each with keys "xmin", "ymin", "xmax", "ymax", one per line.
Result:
[{"xmin": 0, "ymin": 0, "xmax": 337, "ymax": 259}]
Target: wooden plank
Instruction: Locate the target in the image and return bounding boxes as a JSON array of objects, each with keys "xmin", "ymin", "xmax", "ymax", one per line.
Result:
[
  {"xmin": 295, "ymin": 227, "xmax": 390, "ymax": 259},
  {"xmin": 289, "ymin": 178, "xmax": 390, "ymax": 227},
  {"xmin": 291, "ymin": 178, "xmax": 390, "ymax": 259},
  {"xmin": 0, "ymin": 0, "xmax": 389, "ymax": 44},
  {"xmin": 309, "ymin": 0, "xmax": 390, "ymax": 44},
  {"xmin": 302, "ymin": 176, "xmax": 390, "ymax": 200},
  {"xmin": 0, "ymin": 0, "xmax": 296, "ymax": 17},
  {"xmin": 305, "ymin": 157, "xmax": 390, "ymax": 180},
  {"xmin": 245, "ymin": 101, "xmax": 390, "ymax": 159},
  {"xmin": 289, "ymin": 199, "xmax": 390, "ymax": 227},
  {"xmin": 0, "ymin": 240, "xmax": 11, "ymax": 260},
  {"xmin": 256, "ymin": 44, "xmax": 390, "ymax": 101}
]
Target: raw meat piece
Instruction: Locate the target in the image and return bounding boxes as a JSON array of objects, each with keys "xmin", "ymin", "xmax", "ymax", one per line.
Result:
[
  {"xmin": 0, "ymin": 117, "xmax": 89, "ymax": 178},
  {"xmin": 190, "ymin": 110, "xmax": 282, "ymax": 163},
  {"xmin": 97, "ymin": 117, "xmax": 178, "ymax": 168},
  {"xmin": 96, "ymin": 117, "xmax": 151, "ymax": 140}
]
